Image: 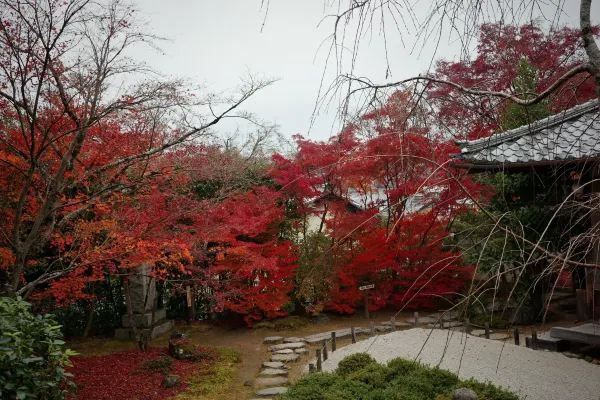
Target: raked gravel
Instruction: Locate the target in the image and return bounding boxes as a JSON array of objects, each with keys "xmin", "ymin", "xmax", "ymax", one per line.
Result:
[{"xmin": 320, "ymin": 328, "xmax": 600, "ymax": 400}]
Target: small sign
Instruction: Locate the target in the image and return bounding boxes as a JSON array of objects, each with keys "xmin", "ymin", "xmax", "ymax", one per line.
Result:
[{"xmin": 359, "ymin": 284, "xmax": 375, "ymax": 291}]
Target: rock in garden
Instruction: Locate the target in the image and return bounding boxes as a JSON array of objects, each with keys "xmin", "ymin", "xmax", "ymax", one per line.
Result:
[
  {"xmin": 271, "ymin": 353, "xmax": 299, "ymax": 362},
  {"xmin": 259, "ymin": 368, "xmax": 288, "ymax": 376},
  {"xmin": 294, "ymin": 347, "xmax": 308, "ymax": 354},
  {"xmin": 255, "ymin": 386, "xmax": 288, "ymax": 396},
  {"xmin": 263, "ymin": 361, "xmax": 286, "ymax": 369},
  {"xmin": 274, "ymin": 348, "xmax": 294, "ymax": 354},
  {"xmin": 263, "ymin": 336, "xmax": 284, "ymax": 344},
  {"xmin": 269, "ymin": 341, "xmax": 306, "ymax": 351},
  {"xmin": 453, "ymin": 387, "xmax": 478, "ymax": 400},
  {"xmin": 161, "ymin": 374, "xmax": 180, "ymax": 388},
  {"xmin": 284, "ymin": 336, "xmax": 305, "ymax": 343},
  {"xmin": 254, "ymin": 376, "xmax": 289, "ymax": 387},
  {"xmin": 488, "ymin": 333, "xmax": 510, "ymax": 340}
]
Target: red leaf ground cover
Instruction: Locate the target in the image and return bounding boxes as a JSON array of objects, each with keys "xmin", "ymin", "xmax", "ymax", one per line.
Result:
[{"xmin": 67, "ymin": 347, "xmax": 213, "ymax": 400}]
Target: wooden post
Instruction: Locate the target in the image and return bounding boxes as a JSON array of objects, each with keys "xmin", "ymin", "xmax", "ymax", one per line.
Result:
[
  {"xmin": 531, "ymin": 330, "xmax": 538, "ymax": 350},
  {"xmin": 309, "ymin": 363, "xmax": 316, "ymax": 373},
  {"xmin": 484, "ymin": 323, "xmax": 490, "ymax": 339},
  {"xmin": 464, "ymin": 318, "xmax": 470, "ymax": 334},
  {"xmin": 322, "ymin": 340, "xmax": 328, "ymax": 360},
  {"xmin": 390, "ymin": 316, "xmax": 396, "ymax": 331},
  {"xmin": 351, "ymin": 326, "xmax": 357, "ymax": 343},
  {"xmin": 513, "ymin": 327, "xmax": 520, "ymax": 346},
  {"xmin": 576, "ymin": 288, "xmax": 589, "ymax": 321},
  {"xmin": 185, "ymin": 285, "xmax": 193, "ymax": 325},
  {"xmin": 364, "ymin": 291, "xmax": 370, "ymax": 320},
  {"xmin": 370, "ymin": 320, "xmax": 375, "ymax": 335},
  {"xmin": 331, "ymin": 331, "xmax": 337, "ymax": 352},
  {"xmin": 316, "ymin": 348, "xmax": 322, "ymax": 371},
  {"xmin": 414, "ymin": 311, "xmax": 419, "ymax": 326}
]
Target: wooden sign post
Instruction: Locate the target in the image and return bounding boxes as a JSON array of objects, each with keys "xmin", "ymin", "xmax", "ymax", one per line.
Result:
[{"xmin": 359, "ymin": 284, "xmax": 375, "ymax": 320}]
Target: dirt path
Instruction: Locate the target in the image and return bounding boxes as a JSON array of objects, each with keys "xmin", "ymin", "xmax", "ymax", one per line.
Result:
[
  {"xmin": 177, "ymin": 310, "xmax": 413, "ymax": 398},
  {"xmin": 70, "ymin": 310, "xmax": 411, "ymax": 399}
]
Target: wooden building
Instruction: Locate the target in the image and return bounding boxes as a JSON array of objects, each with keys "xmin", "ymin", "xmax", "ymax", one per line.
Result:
[{"xmin": 453, "ymin": 99, "xmax": 600, "ymax": 320}]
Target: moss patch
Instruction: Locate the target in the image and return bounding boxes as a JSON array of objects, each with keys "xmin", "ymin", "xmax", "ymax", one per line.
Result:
[{"xmin": 175, "ymin": 348, "xmax": 244, "ymax": 400}]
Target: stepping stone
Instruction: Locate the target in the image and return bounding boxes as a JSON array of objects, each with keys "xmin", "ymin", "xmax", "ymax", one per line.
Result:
[
  {"xmin": 271, "ymin": 353, "xmax": 299, "ymax": 362},
  {"xmin": 256, "ymin": 386, "xmax": 288, "ymax": 396},
  {"xmin": 274, "ymin": 348, "xmax": 294, "ymax": 354},
  {"xmin": 295, "ymin": 347, "xmax": 308, "ymax": 354},
  {"xmin": 375, "ymin": 325, "xmax": 392, "ymax": 332},
  {"xmin": 259, "ymin": 368, "xmax": 288, "ymax": 376},
  {"xmin": 263, "ymin": 336, "xmax": 284, "ymax": 344},
  {"xmin": 427, "ymin": 320, "xmax": 464, "ymax": 329},
  {"xmin": 269, "ymin": 342, "xmax": 305, "ymax": 351},
  {"xmin": 254, "ymin": 376, "xmax": 289, "ymax": 387},
  {"xmin": 284, "ymin": 336, "xmax": 305, "ymax": 343},
  {"xmin": 489, "ymin": 333, "xmax": 510, "ymax": 340},
  {"xmin": 262, "ymin": 361, "xmax": 286, "ymax": 369},
  {"xmin": 417, "ymin": 316, "xmax": 438, "ymax": 324},
  {"xmin": 471, "ymin": 329, "xmax": 492, "ymax": 337},
  {"xmin": 381, "ymin": 320, "xmax": 412, "ymax": 328}
]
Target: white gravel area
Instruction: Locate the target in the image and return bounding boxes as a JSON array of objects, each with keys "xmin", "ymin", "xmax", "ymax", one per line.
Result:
[{"xmin": 320, "ymin": 328, "xmax": 600, "ymax": 400}]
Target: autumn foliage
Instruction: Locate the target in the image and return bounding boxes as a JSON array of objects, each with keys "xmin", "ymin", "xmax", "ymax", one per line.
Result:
[
  {"xmin": 67, "ymin": 347, "xmax": 214, "ymax": 400},
  {"xmin": 271, "ymin": 91, "xmax": 477, "ymax": 314},
  {"xmin": 2, "ymin": 12, "xmax": 596, "ymax": 325},
  {"xmin": 430, "ymin": 23, "xmax": 598, "ymax": 140}
]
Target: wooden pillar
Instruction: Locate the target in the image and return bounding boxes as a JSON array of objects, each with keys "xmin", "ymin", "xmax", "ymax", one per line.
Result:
[
  {"xmin": 513, "ymin": 327, "xmax": 520, "ymax": 346},
  {"xmin": 331, "ymin": 332, "xmax": 337, "ymax": 352},
  {"xmin": 316, "ymin": 348, "xmax": 322, "ymax": 371},
  {"xmin": 351, "ymin": 326, "xmax": 357, "ymax": 343},
  {"xmin": 322, "ymin": 340, "xmax": 328, "ymax": 360},
  {"xmin": 576, "ymin": 289, "xmax": 589, "ymax": 321},
  {"xmin": 414, "ymin": 311, "xmax": 419, "ymax": 326},
  {"xmin": 531, "ymin": 330, "xmax": 538, "ymax": 350}
]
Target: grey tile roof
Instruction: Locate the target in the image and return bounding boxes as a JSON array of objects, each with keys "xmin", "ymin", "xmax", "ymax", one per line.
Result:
[{"xmin": 454, "ymin": 100, "xmax": 600, "ymax": 167}]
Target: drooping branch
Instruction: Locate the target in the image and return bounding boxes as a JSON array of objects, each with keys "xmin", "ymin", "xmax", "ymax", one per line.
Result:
[{"xmin": 343, "ymin": 62, "xmax": 593, "ymax": 107}]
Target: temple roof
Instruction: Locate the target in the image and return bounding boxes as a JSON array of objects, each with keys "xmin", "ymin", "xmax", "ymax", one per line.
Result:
[{"xmin": 454, "ymin": 100, "xmax": 600, "ymax": 169}]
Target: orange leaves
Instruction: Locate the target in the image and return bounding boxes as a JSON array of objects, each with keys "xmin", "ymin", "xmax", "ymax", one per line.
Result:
[{"xmin": 0, "ymin": 247, "xmax": 14, "ymax": 270}]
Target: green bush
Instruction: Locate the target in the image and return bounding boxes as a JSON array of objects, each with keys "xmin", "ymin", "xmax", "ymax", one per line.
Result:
[
  {"xmin": 336, "ymin": 352, "xmax": 376, "ymax": 377},
  {"xmin": 283, "ymin": 372, "xmax": 343, "ymax": 399},
  {"xmin": 284, "ymin": 354, "xmax": 519, "ymax": 400},
  {"xmin": 0, "ymin": 297, "xmax": 75, "ymax": 400},
  {"xmin": 347, "ymin": 363, "xmax": 389, "ymax": 388}
]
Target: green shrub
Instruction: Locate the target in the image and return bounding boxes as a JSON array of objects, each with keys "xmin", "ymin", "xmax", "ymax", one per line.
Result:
[
  {"xmin": 462, "ymin": 378, "xmax": 520, "ymax": 400},
  {"xmin": 386, "ymin": 357, "xmax": 420, "ymax": 376},
  {"xmin": 285, "ymin": 353, "xmax": 519, "ymax": 400},
  {"xmin": 347, "ymin": 363, "xmax": 389, "ymax": 388},
  {"xmin": 336, "ymin": 352, "xmax": 376, "ymax": 377},
  {"xmin": 282, "ymin": 372, "xmax": 343, "ymax": 399},
  {"xmin": 0, "ymin": 297, "xmax": 75, "ymax": 400}
]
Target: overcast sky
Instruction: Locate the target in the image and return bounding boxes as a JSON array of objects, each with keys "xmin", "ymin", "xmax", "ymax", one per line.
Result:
[{"xmin": 132, "ymin": 1, "xmax": 596, "ymax": 141}]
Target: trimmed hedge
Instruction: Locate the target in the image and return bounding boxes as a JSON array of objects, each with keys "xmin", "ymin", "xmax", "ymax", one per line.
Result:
[{"xmin": 283, "ymin": 352, "xmax": 519, "ymax": 400}]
